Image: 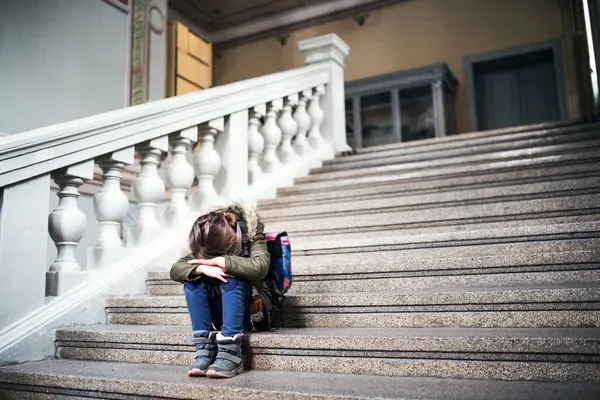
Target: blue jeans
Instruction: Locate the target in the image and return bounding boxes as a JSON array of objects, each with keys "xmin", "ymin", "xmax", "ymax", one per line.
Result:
[{"xmin": 183, "ymin": 277, "xmax": 252, "ymax": 337}]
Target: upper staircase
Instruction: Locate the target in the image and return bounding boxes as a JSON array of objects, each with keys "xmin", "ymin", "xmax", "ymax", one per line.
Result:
[{"xmin": 2, "ymin": 119, "xmax": 600, "ymax": 399}]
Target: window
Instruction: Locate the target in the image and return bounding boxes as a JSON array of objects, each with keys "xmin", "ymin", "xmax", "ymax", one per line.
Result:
[
  {"xmin": 398, "ymin": 86, "xmax": 435, "ymax": 142},
  {"xmin": 361, "ymin": 92, "xmax": 394, "ymax": 147}
]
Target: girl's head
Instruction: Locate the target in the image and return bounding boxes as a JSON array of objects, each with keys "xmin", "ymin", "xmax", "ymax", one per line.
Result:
[{"xmin": 189, "ymin": 212, "xmax": 241, "ymax": 259}]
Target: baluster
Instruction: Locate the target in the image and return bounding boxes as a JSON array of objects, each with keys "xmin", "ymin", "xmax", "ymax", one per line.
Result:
[
  {"xmin": 192, "ymin": 118, "xmax": 224, "ymax": 211},
  {"xmin": 307, "ymin": 85, "xmax": 326, "ymax": 150},
  {"xmin": 277, "ymin": 94, "xmax": 299, "ymax": 165},
  {"xmin": 90, "ymin": 147, "xmax": 135, "ymax": 268},
  {"xmin": 293, "ymin": 90, "xmax": 312, "ymax": 157},
  {"xmin": 131, "ymin": 136, "xmax": 168, "ymax": 246},
  {"xmin": 47, "ymin": 160, "xmax": 94, "ymax": 295},
  {"xmin": 248, "ymin": 104, "xmax": 266, "ymax": 185},
  {"xmin": 165, "ymin": 127, "xmax": 198, "ymax": 226},
  {"xmin": 260, "ymin": 99, "xmax": 283, "ymax": 173}
]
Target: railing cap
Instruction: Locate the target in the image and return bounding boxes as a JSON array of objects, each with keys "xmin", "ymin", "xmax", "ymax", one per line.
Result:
[{"xmin": 298, "ymin": 34, "xmax": 350, "ymax": 67}]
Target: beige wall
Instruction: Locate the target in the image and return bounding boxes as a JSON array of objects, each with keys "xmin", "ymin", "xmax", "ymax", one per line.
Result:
[{"xmin": 214, "ymin": 0, "xmax": 569, "ymax": 134}]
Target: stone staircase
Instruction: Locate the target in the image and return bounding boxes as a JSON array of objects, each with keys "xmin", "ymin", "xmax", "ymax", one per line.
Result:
[{"xmin": 2, "ymin": 122, "xmax": 600, "ymax": 399}]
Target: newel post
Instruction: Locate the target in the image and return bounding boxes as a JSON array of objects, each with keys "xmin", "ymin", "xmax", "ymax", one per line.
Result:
[
  {"xmin": 0, "ymin": 175, "xmax": 51, "ymax": 329},
  {"xmin": 298, "ymin": 34, "xmax": 351, "ymax": 157}
]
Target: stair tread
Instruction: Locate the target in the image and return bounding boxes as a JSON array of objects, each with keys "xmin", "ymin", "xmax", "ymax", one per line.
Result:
[
  {"xmin": 104, "ymin": 283, "xmax": 600, "ymax": 314},
  {"xmin": 346, "ymin": 121, "xmax": 594, "ymax": 157},
  {"xmin": 57, "ymin": 324, "xmax": 600, "ymax": 340},
  {"xmin": 146, "ymin": 245, "xmax": 600, "ymax": 281},
  {"xmin": 288, "ymin": 281, "xmax": 599, "ymax": 295},
  {"xmin": 260, "ymin": 177, "xmax": 600, "ymax": 216},
  {"xmin": 111, "ymin": 281, "xmax": 600, "ymax": 301},
  {"xmin": 317, "ymin": 131, "xmax": 600, "ymax": 172},
  {"xmin": 283, "ymin": 152, "xmax": 600, "ymax": 194},
  {"xmin": 1, "ymin": 359, "xmax": 599, "ymax": 400},
  {"xmin": 298, "ymin": 142, "xmax": 600, "ymax": 184},
  {"xmin": 273, "ymin": 221, "xmax": 600, "ymax": 252}
]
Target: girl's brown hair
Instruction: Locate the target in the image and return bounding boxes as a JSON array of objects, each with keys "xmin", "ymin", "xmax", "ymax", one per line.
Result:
[{"xmin": 188, "ymin": 212, "xmax": 240, "ymax": 259}]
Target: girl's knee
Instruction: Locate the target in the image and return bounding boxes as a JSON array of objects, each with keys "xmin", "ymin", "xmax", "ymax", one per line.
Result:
[
  {"xmin": 220, "ymin": 277, "xmax": 247, "ymax": 293},
  {"xmin": 183, "ymin": 280, "xmax": 206, "ymax": 294}
]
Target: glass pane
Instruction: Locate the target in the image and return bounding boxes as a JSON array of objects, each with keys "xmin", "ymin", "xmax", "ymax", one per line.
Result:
[
  {"xmin": 445, "ymin": 92, "xmax": 456, "ymax": 135},
  {"xmin": 399, "ymin": 86, "xmax": 434, "ymax": 142},
  {"xmin": 361, "ymin": 92, "xmax": 394, "ymax": 148},
  {"xmin": 345, "ymin": 98, "xmax": 354, "ymax": 148}
]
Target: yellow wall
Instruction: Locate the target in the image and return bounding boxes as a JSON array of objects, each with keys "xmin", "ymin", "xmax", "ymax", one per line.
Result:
[{"xmin": 214, "ymin": 0, "xmax": 568, "ymax": 133}]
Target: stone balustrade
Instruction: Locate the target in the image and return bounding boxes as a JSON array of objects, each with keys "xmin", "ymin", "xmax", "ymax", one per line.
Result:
[{"xmin": 0, "ymin": 34, "xmax": 350, "ymax": 335}]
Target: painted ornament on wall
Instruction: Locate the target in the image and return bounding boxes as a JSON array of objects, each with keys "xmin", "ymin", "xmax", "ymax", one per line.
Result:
[{"xmin": 130, "ymin": 0, "xmax": 165, "ymax": 106}]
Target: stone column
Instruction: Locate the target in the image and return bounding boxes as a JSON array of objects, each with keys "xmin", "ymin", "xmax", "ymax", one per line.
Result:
[
  {"xmin": 293, "ymin": 90, "xmax": 313, "ymax": 157},
  {"xmin": 165, "ymin": 127, "xmax": 198, "ymax": 227},
  {"xmin": 191, "ymin": 118, "xmax": 224, "ymax": 211},
  {"xmin": 91, "ymin": 147, "xmax": 135, "ymax": 268},
  {"xmin": 131, "ymin": 136, "xmax": 168, "ymax": 246},
  {"xmin": 260, "ymin": 99, "xmax": 283, "ymax": 173},
  {"xmin": 277, "ymin": 94, "xmax": 299, "ymax": 165},
  {"xmin": 307, "ymin": 85, "xmax": 326, "ymax": 151},
  {"xmin": 47, "ymin": 160, "xmax": 95, "ymax": 295},
  {"xmin": 248, "ymin": 105, "xmax": 266, "ymax": 185}
]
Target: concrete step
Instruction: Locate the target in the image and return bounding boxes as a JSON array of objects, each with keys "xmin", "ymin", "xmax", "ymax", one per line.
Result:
[
  {"xmin": 266, "ymin": 163, "xmax": 600, "ymax": 207},
  {"xmin": 350, "ymin": 120, "xmax": 594, "ymax": 157},
  {"xmin": 297, "ymin": 139, "xmax": 600, "ymax": 184},
  {"xmin": 53, "ymin": 325, "xmax": 600, "ymax": 382},
  {"xmin": 104, "ymin": 284, "xmax": 600, "ymax": 328},
  {"xmin": 147, "ymin": 239, "xmax": 600, "ymax": 292},
  {"xmin": 289, "ymin": 239, "xmax": 600, "ymax": 274},
  {"xmin": 262, "ymin": 195, "xmax": 600, "ymax": 238},
  {"xmin": 147, "ymin": 239, "xmax": 600, "ymax": 294},
  {"xmin": 147, "ymin": 269, "xmax": 600, "ymax": 296},
  {"xmin": 279, "ymin": 149, "xmax": 600, "ymax": 195},
  {"xmin": 283, "ymin": 222, "xmax": 600, "ymax": 253},
  {"xmin": 317, "ymin": 127, "xmax": 600, "ymax": 173},
  {"xmin": 259, "ymin": 177, "xmax": 600, "ymax": 220},
  {"xmin": 155, "ymin": 237, "xmax": 600, "ymax": 275},
  {"xmin": 284, "ymin": 214, "xmax": 600, "ymax": 241},
  {"xmin": 2, "ymin": 360, "xmax": 599, "ymax": 400}
]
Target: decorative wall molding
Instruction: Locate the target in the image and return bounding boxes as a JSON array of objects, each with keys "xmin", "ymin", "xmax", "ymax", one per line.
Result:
[
  {"xmin": 103, "ymin": 0, "xmax": 131, "ymax": 13},
  {"xmin": 130, "ymin": 0, "xmax": 166, "ymax": 105}
]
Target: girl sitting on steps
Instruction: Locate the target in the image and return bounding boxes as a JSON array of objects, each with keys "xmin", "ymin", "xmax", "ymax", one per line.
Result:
[{"xmin": 170, "ymin": 203, "xmax": 281, "ymax": 378}]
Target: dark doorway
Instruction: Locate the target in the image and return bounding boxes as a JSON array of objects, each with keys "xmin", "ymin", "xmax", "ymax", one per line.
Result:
[{"xmin": 472, "ymin": 48, "xmax": 561, "ymax": 131}]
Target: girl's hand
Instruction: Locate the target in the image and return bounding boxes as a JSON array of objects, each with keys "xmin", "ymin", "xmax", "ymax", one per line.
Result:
[
  {"xmin": 188, "ymin": 256, "xmax": 226, "ymax": 270},
  {"xmin": 193, "ymin": 265, "xmax": 232, "ymax": 283}
]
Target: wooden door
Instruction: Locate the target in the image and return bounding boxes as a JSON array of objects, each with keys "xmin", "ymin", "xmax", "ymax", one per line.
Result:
[{"xmin": 166, "ymin": 21, "xmax": 212, "ymax": 97}]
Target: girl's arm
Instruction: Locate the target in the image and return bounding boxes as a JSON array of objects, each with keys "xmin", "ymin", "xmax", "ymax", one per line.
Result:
[
  {"xmin": 223, "ymin": 223, "xmax": 270, "ymax": 283},
  {"xmin": 170, "ymin": 253, "xmax": 198, "ymax": 283},
  {"xmin": 170, "ymin": 254, "xmax": 231, "ymax": 283}
]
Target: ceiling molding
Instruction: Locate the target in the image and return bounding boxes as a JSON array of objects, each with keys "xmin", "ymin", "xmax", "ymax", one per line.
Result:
[
  {"xmin": 211, "ymin": 0, "xmax": 405, "ymax": 49},
  {"xmin": 211, "ymin": 0, "xmax": 299, "ymax": 30},
  {"xmin": 168, "ymin": 0, "xmax": 407, "ymax": 50}
]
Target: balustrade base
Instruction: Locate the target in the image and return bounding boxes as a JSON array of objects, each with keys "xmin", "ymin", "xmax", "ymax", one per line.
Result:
[
  {"xmin": 46, "ymin": 271, "xmax": 88, "ymax": 297},
  {"xmin": 87, "ymin": 247, "xmax": 130, "ymax": 270}
]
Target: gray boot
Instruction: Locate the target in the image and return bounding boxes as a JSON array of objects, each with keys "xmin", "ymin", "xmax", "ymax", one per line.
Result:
[
  {"xmin": 206, "ymin": 332, "xmax": 244, "ymax": 378},
  {"xmin": 188, "ymin": 330, "xmax": 217, "ymax": 377}
]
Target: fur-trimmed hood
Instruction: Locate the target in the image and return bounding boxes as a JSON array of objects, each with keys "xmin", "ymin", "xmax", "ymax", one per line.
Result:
[{"xmin": 208, "ymin": 201, "xmax": 261, "ymax": 240}]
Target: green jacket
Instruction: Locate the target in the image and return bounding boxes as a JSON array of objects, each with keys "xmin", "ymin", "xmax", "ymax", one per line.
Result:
[{"xmin": 169, "ymin": 202, "xmax": 281, "ymax": 331}]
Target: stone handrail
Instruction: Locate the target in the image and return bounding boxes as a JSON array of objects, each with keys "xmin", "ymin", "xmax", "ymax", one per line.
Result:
[{"xmin": 0, "ymin": 34, "xmax": 350, "ymax": 351}]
